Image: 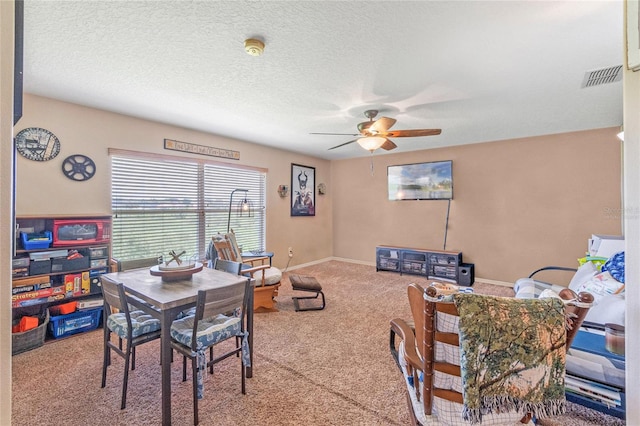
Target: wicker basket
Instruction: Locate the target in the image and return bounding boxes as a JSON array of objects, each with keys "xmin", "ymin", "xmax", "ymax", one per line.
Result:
[{"xmin": 12, "ymin": 309, "xmax": 49, "ymax": 355}]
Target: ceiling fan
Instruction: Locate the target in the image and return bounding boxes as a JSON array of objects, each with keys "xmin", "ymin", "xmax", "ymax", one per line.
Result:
[{"xmin": 311, "ymin": 109, "xmax": 442, "ymax": 153}]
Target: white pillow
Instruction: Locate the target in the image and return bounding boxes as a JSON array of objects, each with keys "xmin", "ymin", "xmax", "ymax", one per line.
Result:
[
  {"xmin": 574, "ymin": 271, "xmax": 624, "ymax": 305},
  {"xmin": 539, "ymin": 289, "xmax": 561, "ymax": 300},
  {"xmin": 568, "ymin": 261, "xmax": 598, "ymax": 292},
  {"xmin": 584, "ymin": 293, "xmax": 625, "ymax": 325}
]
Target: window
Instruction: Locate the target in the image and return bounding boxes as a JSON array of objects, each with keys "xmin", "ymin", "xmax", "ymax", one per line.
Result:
[{"xmin": 110, "ymin": 150, "xmax": 266, "ymax": 262}]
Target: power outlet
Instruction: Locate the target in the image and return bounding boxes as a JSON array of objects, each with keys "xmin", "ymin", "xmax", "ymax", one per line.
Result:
[{"xmin": 288, "ymin": 247, "xmax": 294, "ymax": 258}]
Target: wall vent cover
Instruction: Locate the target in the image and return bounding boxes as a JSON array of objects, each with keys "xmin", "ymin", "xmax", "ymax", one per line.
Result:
[{"xmin": 581, "ymin": 65, "xmax": 623, "ymax": 88}]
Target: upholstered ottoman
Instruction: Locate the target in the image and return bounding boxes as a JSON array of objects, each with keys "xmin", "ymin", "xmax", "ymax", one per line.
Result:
[{"xmin": 288, "ymin": 274, "xmax": 325, "ymax": 312}]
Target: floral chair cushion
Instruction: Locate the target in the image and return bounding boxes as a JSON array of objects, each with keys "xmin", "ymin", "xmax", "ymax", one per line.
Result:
[
  {"xmin": 170, "ymin": 313, "xmax": 241, "ymax": 348},
  {"xmin": 107, "ymin": 310, "xmax": 160, "ymax": 339},
  {"xmin": 171, "ymin": 313, "xmax": 250, "ymax": 400}
]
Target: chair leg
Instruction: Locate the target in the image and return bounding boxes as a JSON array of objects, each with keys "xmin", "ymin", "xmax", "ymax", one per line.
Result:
[
  {"xmin": 241, "ymin": 361, "xmax": 246, "ymax": 395},
  {"xmin": 209, "ymin": 346, "xmax": 214, "ymax": 374},
  {"xmin": 121, "ymin": 342, "xmax": 132, "ymax": 410},
  {"xmin": 389, "ymin": 328, "xmax": 401, "ymax": 370},
  {"xmin": 292, "ymin": 290, "xmax": 325, "ymax": 312},
  {"xmin": 183, "ymin": 355, "xmax": 188, "ymax": 382},
  {"xmin": 131, "ymin": 346, "xmax": 136, "ymax": 370},
  {"xmin": 191, "ymin": 356, "xmax": 199, "ymax": 425},
  {"xmin": 101, "ymin": 330, "xmax": 110, "ymax": 388}
]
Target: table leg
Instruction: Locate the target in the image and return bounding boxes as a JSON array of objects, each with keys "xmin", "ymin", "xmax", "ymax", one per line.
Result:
[
  {"xmin": 247, "ymin": 278, "xmax": 254, "ymax": 378},
  {"xmin": 161, "ymin": 310, "xmax": 174, "ymax": 425}
]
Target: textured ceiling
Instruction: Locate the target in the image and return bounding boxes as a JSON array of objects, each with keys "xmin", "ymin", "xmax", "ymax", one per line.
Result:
[{"xmin": 22, "ymin": 1, "xmax": 623, "ymax": 160}]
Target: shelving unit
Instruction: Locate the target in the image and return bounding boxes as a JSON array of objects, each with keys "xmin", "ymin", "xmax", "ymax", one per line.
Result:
[
  {"xmin": 12, "ymin": 215, "xmax": 111, "ymax": 321},
  {"xmin": 376, "ymin": 247, "xmax": 401, "ymax": 273},
  {"xmin": 376, "ymin": 245, "xmax": 464, "ymax": 283}
]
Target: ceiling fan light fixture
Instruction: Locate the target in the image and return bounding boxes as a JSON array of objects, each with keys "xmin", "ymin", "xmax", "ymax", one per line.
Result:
[
  {"xmin": 244, "ymin": 38, "xmax": 265, "ymax": 56},
  {"xmin": 357, "ymin": 136, "xmax": 386, "ymax": 152}
]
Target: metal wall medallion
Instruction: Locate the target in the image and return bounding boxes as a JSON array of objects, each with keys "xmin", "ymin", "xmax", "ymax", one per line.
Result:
[
  {"xmin": 62, "ymin": 154, "xmax": 96, "ymax": 181},
  {"xmin": 15, "ymin": 127, "xmax": 61, "ymax": 161}
]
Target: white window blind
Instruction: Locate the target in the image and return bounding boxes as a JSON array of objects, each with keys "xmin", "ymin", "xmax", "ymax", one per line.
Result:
[{"xmin": 111, "ymin": 153, "xmax": 265, "ymax": 262}]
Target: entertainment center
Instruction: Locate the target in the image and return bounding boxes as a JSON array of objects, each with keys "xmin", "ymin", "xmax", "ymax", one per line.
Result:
[{"xmin": 376, "ymin": 245, "xmax": 474, "ymax": 285}]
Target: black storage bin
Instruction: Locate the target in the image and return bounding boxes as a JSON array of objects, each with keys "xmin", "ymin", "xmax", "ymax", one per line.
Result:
[
  {"xmin": 29, "ymin": 259, "xmax": 51, "ymax": 276},
  {"xmin": 51, "ymin": 256, "xmax": 90, "ymax": 273}
]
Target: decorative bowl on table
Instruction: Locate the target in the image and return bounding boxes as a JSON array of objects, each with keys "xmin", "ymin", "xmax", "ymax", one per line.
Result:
[{"xmin": 150, "ymin": 262, "xmax": 203, "ymax": 281}]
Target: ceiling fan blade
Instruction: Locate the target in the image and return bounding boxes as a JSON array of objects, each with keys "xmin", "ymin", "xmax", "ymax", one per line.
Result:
[
  {"xmin": 384, "ymin": 129, "xmax": 442, "ymax": 138},
  {"xmin": 369, "ymin": 116, "xmax": 397, "ymax": 134},
  {"xmin": 328, "ymin": 139, "xmax": 358, "ymax": 150},
  {"xmin": 310, "ymin": 132, "xmax": 360, "ymax": 136},
  {"xmin": 380, "ymin": 139, "xmax": 397, "ymax": 151}
]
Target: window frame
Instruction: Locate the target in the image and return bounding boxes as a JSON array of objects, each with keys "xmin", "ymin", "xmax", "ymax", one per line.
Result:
[{"xmin": 109, "ymin": 149, "xmax": 267, "ymax": 262}]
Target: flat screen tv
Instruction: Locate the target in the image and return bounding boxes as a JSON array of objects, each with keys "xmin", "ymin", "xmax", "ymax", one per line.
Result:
[{"xmin": 388, "ymin": 160, "xmax": 453, "ymax": 200}]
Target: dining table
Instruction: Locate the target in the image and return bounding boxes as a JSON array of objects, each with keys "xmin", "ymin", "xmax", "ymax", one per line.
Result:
[{"xmin": 102, "ymin": 265, "xmax": 254, "ymax": 426}]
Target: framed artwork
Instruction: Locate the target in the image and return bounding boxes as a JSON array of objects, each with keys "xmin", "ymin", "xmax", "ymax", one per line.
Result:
[{"xmin": 291, "ymin": 163, "xmax": 315, "ymax": 216}]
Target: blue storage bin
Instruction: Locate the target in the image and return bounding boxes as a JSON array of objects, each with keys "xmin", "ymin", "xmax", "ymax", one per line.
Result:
[
  {"xmin": 21, "ymin": 231, "xmax": 52, "ymax": 250},
  {"xmin": 48, "ymin": 307, "xmax": 102, "ymax": 339}
]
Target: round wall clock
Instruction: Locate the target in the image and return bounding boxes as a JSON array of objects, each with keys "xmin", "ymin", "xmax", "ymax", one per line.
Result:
[
  {"xmin": 15, "ymin": 127, "xmax": 61, "ymax": 161},
  {"xmin": 62, "ymin": 154, "xmax": 96, "ymax": 181}
]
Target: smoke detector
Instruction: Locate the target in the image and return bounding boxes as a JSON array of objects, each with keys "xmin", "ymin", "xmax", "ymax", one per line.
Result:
[{"xmin": 244, "ymin": 39, "xmax": 265, "ymax": 56}]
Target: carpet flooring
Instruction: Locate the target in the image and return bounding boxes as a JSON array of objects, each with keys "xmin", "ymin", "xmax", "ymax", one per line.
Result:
[{"xmin": 11, "ymin": 260, "xmax": 625, "ymax": 425}]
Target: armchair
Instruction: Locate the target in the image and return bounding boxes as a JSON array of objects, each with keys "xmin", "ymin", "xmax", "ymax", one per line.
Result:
[
  {"xmin": 390, "ymin": 284, "xmax": 593, "ymax": 425},
  {"xmin": 212, "ymin": 231, "xmax": 282, "ymax": 312}
]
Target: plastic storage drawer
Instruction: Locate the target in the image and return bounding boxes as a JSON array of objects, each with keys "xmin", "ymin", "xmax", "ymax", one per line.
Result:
[
  {"xmin": 20, "ymin": 231, "xmax": 52, "ymax": 250},
  {"xmin": 48, "ymin": 307, "xmax": 102, "ymax": 339}
]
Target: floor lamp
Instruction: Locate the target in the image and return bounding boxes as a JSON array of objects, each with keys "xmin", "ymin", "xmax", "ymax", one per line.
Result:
[{"xmin": 227, "ymin": 189, "xmax": 253, "ymax": 232}]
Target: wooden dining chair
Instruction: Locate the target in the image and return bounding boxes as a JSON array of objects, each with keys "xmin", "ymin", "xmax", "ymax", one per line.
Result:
[
  {"xmin": 211, "ymin": 257, "xmax": 244, "ymax": 367},
  {"xmin": 390, "ymin": 284, "xmax": 594, "ymax": 425},
  {"xmin": 170, "ymin": 277, "xmax": 252, "ymax": 425},
  {"xmin": 213, "ymin": 258, "xmax": 243, "ymax": 275},
  {"xmin": 100, "ymin": 275, "xmax": 161, "ymax": 409}
]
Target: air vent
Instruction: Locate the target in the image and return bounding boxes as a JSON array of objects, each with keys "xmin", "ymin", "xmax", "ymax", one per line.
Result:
[{"xmin": 581, "ymin": 65, "xmax": 623, "ymax": 88}]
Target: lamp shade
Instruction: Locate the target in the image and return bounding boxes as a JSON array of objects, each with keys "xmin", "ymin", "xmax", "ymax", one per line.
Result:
[{"xmin": 357, "ymin": 136, "xmax": 386, "ymax": 152}]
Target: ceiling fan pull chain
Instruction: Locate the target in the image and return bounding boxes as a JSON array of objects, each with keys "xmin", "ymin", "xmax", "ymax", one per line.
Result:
[{"xmin": 370, "ymin": 155, "xmax": 375, "ymax": 176}]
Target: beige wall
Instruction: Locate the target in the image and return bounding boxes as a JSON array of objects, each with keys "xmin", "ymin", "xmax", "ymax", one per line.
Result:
[
  {"xmin": 332, "ymin": 128, "xmax": 622, "ymax": 284},
  {"xmin": 16, "ymin": 95, "xmax": 622, "ymax": 284},
  {"xmin": 1, "ymin": 1, "xmax": 14, "ymax": 423},
  {"xmin": 15, "ymin": 94, "xmax": 333, "ymax": 269}
]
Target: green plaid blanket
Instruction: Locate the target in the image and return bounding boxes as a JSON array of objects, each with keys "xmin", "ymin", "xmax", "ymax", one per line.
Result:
[{"xmin": 452, "ymin": 294, "xmax": 567, "ymax": 424}]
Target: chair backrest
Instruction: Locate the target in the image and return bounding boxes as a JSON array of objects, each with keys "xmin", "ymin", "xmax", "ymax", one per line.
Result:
[
  {"xmin": 188, "ymin": 279, "xmax": 251, "ymax": 352},
  {"xmin": 213, "ymin": 258, "xmax": 242, "ymax": 275},
  {"xmin": 100, "ymin": 275, "xmax": 134, "ymax": 336},
  {"xmin": 410, "ymin": 284, "xmax": 593, "ymax": 420},
  {"xmin": 225, "ymin": 230, "xmax": 243, "ymax": 259},
  {"xmin": 112, "ymin": 256, "xmax": 160, "ymax": 272},
  {"xmin": 212, "ymin": 234, "xmax": 240, "ymax": 263},
  {"xmin": 407, "ymin": 284, "xmax": 426, "ymax": 363},
  {"xmin": 101, "ymin": 275, "xmax": 128, "ymax": 313}
]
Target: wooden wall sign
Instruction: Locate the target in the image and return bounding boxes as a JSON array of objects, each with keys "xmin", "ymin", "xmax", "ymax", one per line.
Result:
[{"xmin": 164, "ymin": 139, "xmax": 240, "ymax": 160}]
